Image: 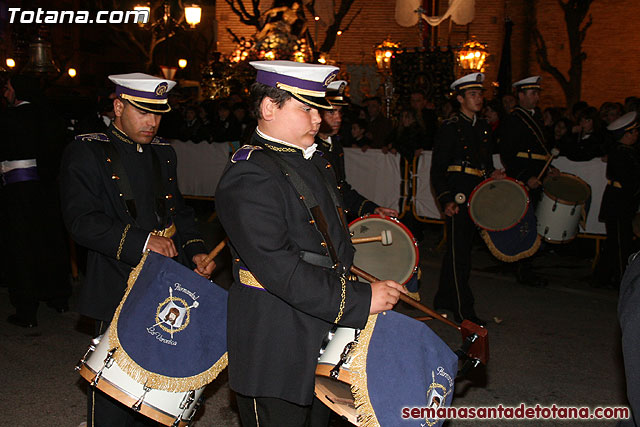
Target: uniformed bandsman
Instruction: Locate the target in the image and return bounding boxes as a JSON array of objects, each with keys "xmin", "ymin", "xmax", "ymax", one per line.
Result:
[
  {"xmin": 595, "ymin": 112, "xmax": 640, "ymax": 288},
  {"xmin": 431, "ymin": 72, "xmax": 504, "ymax": 326},
  {"xmin": 215, "ymin": 60, "xmax": 405, "ymax": 427},
  {"xmin": 499, "ymin": 76, "xmax": 557, "ymax": 287},
  {"xmin": 60, "ymin": 73, "xmax": 215, "ymax": 426},
  {"xmin": 317, "ymin": 80, "xmax": 398, "ymax": 220}
]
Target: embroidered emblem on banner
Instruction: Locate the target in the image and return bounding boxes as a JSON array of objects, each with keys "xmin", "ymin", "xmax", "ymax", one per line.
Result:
[
  {"xmin": 147, "ymin": 284, "xmax": 200, "ymax": 344},
  {"xmin": 423, "ymin": 368, "xmax": 453, "ymax": 426}
]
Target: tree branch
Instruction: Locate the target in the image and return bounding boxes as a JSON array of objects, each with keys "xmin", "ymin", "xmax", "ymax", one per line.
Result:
[{"xmin": 532, "ymin": 26, "xmax": 568, "ymax": 89}]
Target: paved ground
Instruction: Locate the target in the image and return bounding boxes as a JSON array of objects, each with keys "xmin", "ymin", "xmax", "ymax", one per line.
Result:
[{"xmin": 0, "ymin": 205, "xmax": 631, "ymax": 426}]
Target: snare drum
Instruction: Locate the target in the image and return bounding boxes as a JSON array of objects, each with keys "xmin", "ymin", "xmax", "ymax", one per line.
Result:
[
  {"xmin": 536, "ymin": 173, "xmax": 591, "ymax": 243},
  {"xmin": 77, "ymin": 324, "xmax": 204, "ymax": 426},
  {"xmin": 315, "ymin": 327, "xmax": 361, "ymax": 424},
  {"xmin": 349, "ymin": 215, "xmax": 418, "ymax": 286},
  {"xmin": 468, "ymin": 177, "xmax": 530, "ymax": 231}
]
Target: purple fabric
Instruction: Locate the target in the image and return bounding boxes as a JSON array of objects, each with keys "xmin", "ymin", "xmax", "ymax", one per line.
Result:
[
  {"xmin": 256, "ymin": 70, "xmax": 330, "ymax": 93},
  {"xmin": 116, "ymin": 85, "xmax": 167, "ymax": 100},
  {"xmin": 1, "ymin": 167, "xmax": 39, "ymax": 186}
]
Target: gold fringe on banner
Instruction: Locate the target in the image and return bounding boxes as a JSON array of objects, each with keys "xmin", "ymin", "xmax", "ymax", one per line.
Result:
[
  {"xmin": 109, "ymin": 252, "xmax": 228, "ymax": 392},
  {"xmin": 349, "ymin": 314, "xmax": 380, "ymax": 427},
  {"xmin": 480, "ymin": 230, "xmax": 541, "ymax": 263}
]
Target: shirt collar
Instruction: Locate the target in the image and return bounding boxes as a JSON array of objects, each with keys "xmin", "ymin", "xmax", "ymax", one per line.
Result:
[
  {"xmin": 256, "ymin": 127, "xmax": 317, "ymax": 160},
  {"xmin": 460, "ymin": 111, "xmax": 477, "ymax": 126}
]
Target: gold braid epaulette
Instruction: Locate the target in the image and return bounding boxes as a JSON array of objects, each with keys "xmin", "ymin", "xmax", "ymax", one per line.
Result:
[
  {"xmin": 334, "ymin": 276, "xmax": 346, "ymax": 323},
  {"xmin": 116, "ymin": 224, "xmax": 131, "ymax": 261}
]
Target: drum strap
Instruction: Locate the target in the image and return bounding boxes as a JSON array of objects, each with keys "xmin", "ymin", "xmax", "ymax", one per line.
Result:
[
  {"xmin": 513, "ymin": 107, "xmax": 549, "ymax": 156},
  {"xmin": 100, "ymin": 140, "xmax": 167, "ymax": 227},
  {"xmin": 258, "ymin": 149, "xmax": 342, "ymax": 267}
]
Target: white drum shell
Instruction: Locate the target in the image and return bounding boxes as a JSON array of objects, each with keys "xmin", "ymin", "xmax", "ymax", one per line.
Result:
[
  {"xmin": 535, "ymin": 195, "xmax": 583, "ymax": 242},
  {"xmin": 536, "ymin": 174, "xmax": 590, "ymax": 243},
  {"xmin": 80, "ymin": 325, "xmax": 203, "ymax": 425}
]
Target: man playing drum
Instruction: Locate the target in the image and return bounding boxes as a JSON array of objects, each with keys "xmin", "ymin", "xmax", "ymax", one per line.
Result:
[
  {"xmin": 499, "ymin": 76, "xmax": 558, "ymax": 287},
  {"xmin": 215, "ymin": 60, "xmax": 405, "ymax": 426},
  {"xmin": 431, "ymin": 72, "xmax": 504, "ymax": 326},
  {"xmin": 60, "ymin": 73, "xmax": 215, "ymax": 426}
]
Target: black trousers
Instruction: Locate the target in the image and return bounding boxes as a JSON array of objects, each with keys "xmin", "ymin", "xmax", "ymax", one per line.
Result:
[
  {"xmin": 596, "ymin": 217, "xmax": 634, "ymax": 286},
  {"xmin": 87, "ymin": 321, "xmax": 159, "ymax": 427},
  {"xmin": 0, "ymin": 180, "xmax": 70, "ymax": 320},
  {"xmin": 236, "ymin": 394, "xmax": 311, "ymax": 427},
  {"xmin": 434, "ymin": 207, "xmax": 477, "ymax": 320}
]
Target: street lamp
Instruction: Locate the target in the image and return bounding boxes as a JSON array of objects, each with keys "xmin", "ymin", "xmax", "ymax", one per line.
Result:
[
  {"xmin": 457, "ymin": 39, "xmax": 488, "ymax": 72},
  {"xmin": 178, "ymin": 58, "xmax": 188, "ymax": 68},
  {"xmin": 374, "ymin": 38, "xmax": 400, "ymax": 118},
  {"xmin": 133, "ymin": 1, "xmax": 201, "ymax": 30},
  {"xmin": 184, "ymin": 5, "xmax": 202, "ymax": 28}
]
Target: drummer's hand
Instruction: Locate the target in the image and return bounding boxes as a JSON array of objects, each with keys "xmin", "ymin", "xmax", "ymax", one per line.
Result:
[
  {"xmin": 374, "ymin": 206, "xmax": 399, "ymax": 217},
  {"xmin": 192, "ymin": 253, "xmax": 215, "ymax": 279},
  {"xmin": 369, "ymin": 280, "xmax": 407, "ymax": 314},
  {"xmin": 547, "ymin": 166, "xmax": 560, "ymax": 177},
  {"xmin": 444, "ymin": 202, "xmax": 459, "ymax": 217},
  {"xmin": 527, "ymin": 176, "xmax": 542, "ymax": 189},
  {"xmin": 490, "ymin": 169, "xmax": 506, "ymax": 179},
  {"xmin": 147, "ymin": 235, "xmax": 178, "ymax": 258}
]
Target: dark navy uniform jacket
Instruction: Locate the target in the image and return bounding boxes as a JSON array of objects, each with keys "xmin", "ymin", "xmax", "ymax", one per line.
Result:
[
  {"xmin": 500, "ymin": 106, "xmax": 552, "ymax": 183},
  {"xmin": 215, "ymin": 131, "xmax": 371, "ymax": 406},
  {"xmin": 431, "ymin": 112, "xmax": 495, "ymax": 207},
  {"xmin": 60, "ymin": 125, "xmax": 206, "ymax": 322},
  {"xmin": 599, "ymin": 143, "xmax": 640, "ymax": 222},
  {"xmin": 315, "ymin": 134, "xmax": 378, "ymax": 219}
]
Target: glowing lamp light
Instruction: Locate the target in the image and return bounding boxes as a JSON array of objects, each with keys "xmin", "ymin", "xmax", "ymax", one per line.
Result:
[
  {"xmin": 374, "ymin": 38, "xmax": 400, "ymax": 72},
  {"xmin": 314, "ymin": 16, "xmax": 320, "ymax": 21},
  {"xmin": 133, "ymin": 4, "xmax": 150, "ymax": 26},
  {"xmin": 178, "ymin": 59, "xmax": 188, "ymax": 68},
  {"xmin": 264, "ymin": 51, "xmax": 275, "ymax": 60},
  {"xmin": 184, "ymin": 5, "xmax": 202, "ymax": 28},
  {"xmin": 68, "ymin": 68, "xmax": 77, "ymax": 78},
  {"xmin": 457, "ymin": 39, "xmax": 488, "ymax": 72},
  {"xmin": 337, "ymin": 30, "xmax": 343, "ymax": 36},
  {"xmin": 6, "ymin": 58, "xmax": 16, "ymax": 68}
]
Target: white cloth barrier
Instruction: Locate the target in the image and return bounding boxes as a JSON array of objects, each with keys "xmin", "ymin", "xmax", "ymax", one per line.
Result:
[
  {"xmin": 343, "ymin": 148, "xmax": 608, "ymax": 235},
  {"xmin": 170, "ymin": 140, "xmax": 230, "ymax": 197},
  {"xmin": 169, "ymin": 143, "xmax": 608, "ymax": 235},
  {"xmin": 342, "ymin": 148, "xmax": 402, "ymax": 212}
]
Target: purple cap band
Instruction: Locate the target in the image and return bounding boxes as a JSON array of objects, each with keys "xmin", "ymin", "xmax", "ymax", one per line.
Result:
[
  {"xmin": 116, "ymin": 85, "xmax": 168, "ymax": 100},
  {"xmin": 256, "ymin": 70, "xmax": 331, "ymax": 93}
]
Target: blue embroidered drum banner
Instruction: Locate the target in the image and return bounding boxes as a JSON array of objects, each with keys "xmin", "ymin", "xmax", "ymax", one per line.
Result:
[
  {"xmin": 351, "ymin": 311, "xmax": 458, "ymax": 426},
  {"xmin": 110, "ymin": 251, "xmax": 228, "ymax": 392}
]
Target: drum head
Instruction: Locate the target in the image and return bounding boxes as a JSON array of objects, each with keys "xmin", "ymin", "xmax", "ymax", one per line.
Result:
[
  {"xmin": 469, "ymin": 178, "xmax": 529, "ymax": 231},
  {"xmin": 349, "ymin": 215, "xmax": 418, "ymax": 285},
  {"xmin": 543, "ymin": 174, "xmax": 591, "ymax": 204}
]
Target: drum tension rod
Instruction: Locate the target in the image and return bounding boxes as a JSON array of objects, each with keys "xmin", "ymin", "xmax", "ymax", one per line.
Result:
[
  {"xmin": 330, "ymin": 331, "xmax": 360, "ymax": 380},
  {"xmin": 91, "ymin": 347, "xmax": 117, "ymax": 387},
  {"xmin": 456, "ymin": 334, "xmax": 481, "ymax": 378},
  {"xmin": 75, "ymin": 337, "xmax": 100, "ymax": 371},
  {"xmin": 132, "ymin": 385, "xmax": 152, "ymax": 412}
]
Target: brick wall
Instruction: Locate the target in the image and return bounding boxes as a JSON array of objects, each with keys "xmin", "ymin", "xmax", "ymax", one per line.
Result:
[{"xmin": 215, "ymin": 0, "xmax": 640, "ymax": 109}]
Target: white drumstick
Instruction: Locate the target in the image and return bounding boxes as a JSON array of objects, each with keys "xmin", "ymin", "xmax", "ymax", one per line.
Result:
[
  {"xmin": 536, "ymin": 148, "xmax": 560, "ymax": 182},
  {"xmin": 351, "ymin": 230, "xmax": 393, "ymax": 246}
]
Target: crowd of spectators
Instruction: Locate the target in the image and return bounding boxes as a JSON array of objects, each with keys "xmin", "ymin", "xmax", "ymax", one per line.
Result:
[{"xmin": 70, "ymin": 85, "xmax": 640, "ymax": 169}]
